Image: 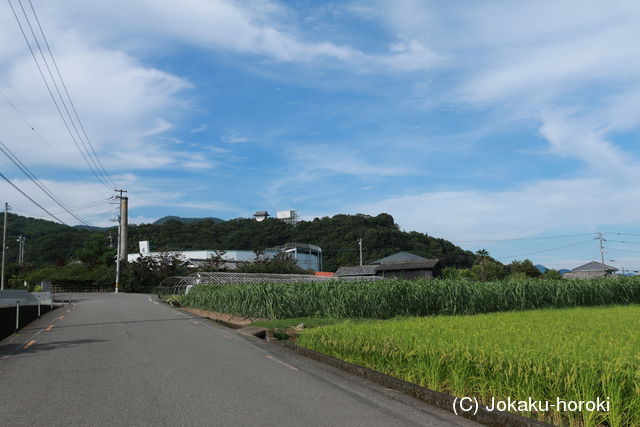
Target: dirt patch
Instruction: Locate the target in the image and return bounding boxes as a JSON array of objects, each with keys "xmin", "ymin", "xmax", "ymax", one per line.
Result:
[{"xmin": 180, "ymin": 307, "xmax": 256, "ymax": 326}]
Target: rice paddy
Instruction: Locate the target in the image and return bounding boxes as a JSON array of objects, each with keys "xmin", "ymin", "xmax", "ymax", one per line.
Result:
[{"xmin": 297, "ymin": 305, "xmax": 640, "ymax": 426}]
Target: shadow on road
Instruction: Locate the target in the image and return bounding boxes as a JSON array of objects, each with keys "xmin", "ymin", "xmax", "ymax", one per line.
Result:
[
  {"xmin": 21, "ymin": 317, "xmax": 206, "ymax": 332},
  {"xmin": 0, "ymin": 338, "xmax": 107, "ymax": 357}
]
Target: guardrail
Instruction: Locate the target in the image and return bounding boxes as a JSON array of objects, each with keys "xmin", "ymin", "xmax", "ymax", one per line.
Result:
[
  {"xmin": 0, "ymin": 290, "xmax": 53, "ymax": 307},
  {"xmin": 0, "ymin": 290, "xmax": 54, "ymax": 335}
]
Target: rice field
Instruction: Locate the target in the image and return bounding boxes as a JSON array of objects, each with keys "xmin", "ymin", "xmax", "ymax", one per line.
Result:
[
  {"xmin": 297, "ymin": 305, "xmax": 640, "ymax": 426},
  {"xmin": 177, "ymin": 277, "xmax": 640, "ymax": 319}
]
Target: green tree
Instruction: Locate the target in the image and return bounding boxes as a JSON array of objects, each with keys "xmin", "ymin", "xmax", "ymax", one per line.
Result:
[
  {"xmin": 475, "ymin": 249, "xmax": 490, "ymax": 281},
  {"xmin": 77, "ymin": 233, "xmax": 116, "ymax": 266},
  {"xmin": 507, "ymin": 259, "xmax": 542, "ymax": 278}
]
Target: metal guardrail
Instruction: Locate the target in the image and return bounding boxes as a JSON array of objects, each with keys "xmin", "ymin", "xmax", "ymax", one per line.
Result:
[
  {"xmin": 0, "ymin": 290, "xmax": 53, "ymax": 307},
  {"xmin": 0, "ymin": 290, "xmax": 55, "ymax": 334}
]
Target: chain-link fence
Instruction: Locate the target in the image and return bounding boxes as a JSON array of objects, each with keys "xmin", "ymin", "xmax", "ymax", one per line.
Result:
[{"xmin": 157, "ymin": 271, "xmax": 382, "ymax": 295}]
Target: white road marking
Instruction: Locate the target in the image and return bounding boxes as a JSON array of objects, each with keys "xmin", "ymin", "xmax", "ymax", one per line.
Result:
[{"xmin": 265, "ymin": 355, "xmax": 299, "ymax": 371}]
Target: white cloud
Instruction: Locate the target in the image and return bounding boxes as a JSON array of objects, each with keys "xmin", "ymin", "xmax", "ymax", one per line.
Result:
[
  {"xmin": 190, "ymin": 124, "xmax": 208, "ymax": 134},
  {"xmin": 355, "ymin": 173, "xmax": 640, "ymax": 243},
  {"xmin": 290, "ymin": 144, "xmax": 415, "ymax": 177},
  {"xmin": 221, "ymin": 133, "xmax": 251, "ymax": 144}
]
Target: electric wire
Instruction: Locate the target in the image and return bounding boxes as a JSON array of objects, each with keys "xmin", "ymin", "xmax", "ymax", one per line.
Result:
[
  {"xmin": 496, "ymin": 239, "xmax": 594, "ymax": 261},
  {"xmin": 14, "ymin": 0, "xmax": 112, "ymax": 188},
  {"xmin": 7, "ymin": 0, "xmax": 112, "ymax": 190},
  {"xmin": 0, "ymin": 137, "xmax": 93, "ymax": 226},
  {"xmin": 25, "ymin": 0, "xmax": 116, "ymax": 188},
  {"xmin": 0, "ymin": 169, "xmax": 66, "ymax": 224},
  {"xmin": 18, "ymin": 198, "xmax": 109, "ymax": 218},
  {"xmin": 451, "ymin": 232, "xmax": 595, "ymax": 243},
  {"xmin": 0, "ymin": 87, "xmax": 109, "ymax": 194}
]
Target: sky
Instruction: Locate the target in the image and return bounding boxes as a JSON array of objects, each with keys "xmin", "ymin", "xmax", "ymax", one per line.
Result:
[{"xmin": 1, "ymin": 0, "xmax": 640, "ymax": 271}]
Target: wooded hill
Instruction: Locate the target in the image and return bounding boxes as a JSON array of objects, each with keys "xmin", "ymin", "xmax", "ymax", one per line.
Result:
[{"xmin": 3, "ymin": 212, "xmax": 476, "ymax": 272}]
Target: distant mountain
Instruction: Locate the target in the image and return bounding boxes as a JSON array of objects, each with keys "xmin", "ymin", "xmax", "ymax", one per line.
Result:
[
  {"xmin": 534, "ymin": 264, "xmax": 548, "ymax": 273},
  {"xmin": 558, "ymin": 269, "xmax": 571, "ymax": 274},
  {"xmin": 152, "ymin": 216, "xmax": 225, "ymax": 225},
  {"xmin": 73, "ymin": 225, "xmax": 110, "ymax": 231}
]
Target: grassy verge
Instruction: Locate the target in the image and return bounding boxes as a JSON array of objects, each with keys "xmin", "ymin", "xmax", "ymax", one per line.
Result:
[
  {"xmin": 251, "ymin": 317, "xmax": 342, "ymax": 329},
  {"xmin": 297, "ymin": 305, "xmax": 640, "ymax": 426},
  {"xmin": 177, "ymin": 277, "xmax": 640, "ymax": 319}
]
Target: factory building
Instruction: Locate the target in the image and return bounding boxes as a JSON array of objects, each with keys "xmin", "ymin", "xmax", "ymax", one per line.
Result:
[{"xmin": 128, "ymin": 241, "xmax": 322, "ymax": 272}]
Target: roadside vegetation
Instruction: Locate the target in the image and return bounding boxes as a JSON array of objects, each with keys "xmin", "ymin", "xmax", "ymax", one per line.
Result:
[
  {"xmin": 176, "ymin": 276, "xmax": 640, "ymax": 319},
  {"xmin": 297, "ymin": 305, "xmax": 640, "ymax": 426}
]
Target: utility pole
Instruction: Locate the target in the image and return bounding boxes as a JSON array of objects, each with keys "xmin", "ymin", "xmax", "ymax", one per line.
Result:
[
  {"xmin": 114, "ymin": 189, "xmax": 128, "ymax": 293},
  {"xmin": 358, "ymin": 238, "xmax": 363, "ymax": 267},
  {"xmin": 596, "ymin": 232, "xmax": 606, "ymax": 276},
  {"xmin": 1, "ymin": 202, "xmax": 9, "ymax": 290}
]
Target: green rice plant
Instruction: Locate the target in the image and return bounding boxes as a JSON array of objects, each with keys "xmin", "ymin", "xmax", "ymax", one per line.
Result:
[
  {"xmin": 297, "ymin": 305, "xmax": 640, "ymax": 426},
  {"xmin": 177, "ymin": 276, "xmax": 640, "ymax": 319}
]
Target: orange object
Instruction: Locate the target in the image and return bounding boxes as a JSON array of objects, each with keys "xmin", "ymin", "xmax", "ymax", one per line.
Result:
[{"xmin": 314, "ymin": 272, "xmax": 335, "ymax": 277}]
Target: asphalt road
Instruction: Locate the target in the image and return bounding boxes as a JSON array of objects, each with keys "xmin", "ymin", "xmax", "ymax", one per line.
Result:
[{"xmin": 0, "ymin": 293, "xmax": 478, "ymax": 426}]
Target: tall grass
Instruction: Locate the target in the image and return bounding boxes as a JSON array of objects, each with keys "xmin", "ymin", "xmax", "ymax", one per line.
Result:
[
  {"xmin": 178, "ymin": 277, "xmax": 640, "ymax": 319},
  {"xmin": 297, "ymin": 305, "xmax": 640, "ymax": 426}
]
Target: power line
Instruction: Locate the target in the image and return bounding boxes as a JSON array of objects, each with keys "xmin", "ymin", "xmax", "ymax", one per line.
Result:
[
  {"xmin": 0, "ymin": 87, "xmax": 110, "ymax": 194},
  {"xmin": 605, "ymin": 231, "xmax": 640, "ymax": 237},
  {"xmin": 451, "ymin": 232, "xmax": 595, "ymax": 243},
  {"xmin": 14, "ymin": 0, "xmax": 110, "ymax": 187},
  {"xmin": 496, "ymin": 239, "xmax": 594, "ymax": 261},
  {"xmin": 25, "ymin": 0, "xmax": 116, "ymax": 188},
  {"xmin": 0, "ymin": 170, "xmax": 66, "ymax": 224},
  {"xmin": 13, "ymin": 197, "xmax": 109, "ymax": 218},
  {"xmin": 0, "ymin": 137, "xmax": 93, "ymax": 226},
  {"xmin": 7, "ymin": 0, "xmax": 113, "ymax": 190}
]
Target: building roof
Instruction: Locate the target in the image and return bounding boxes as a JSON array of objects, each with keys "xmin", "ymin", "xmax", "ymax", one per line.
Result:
[
  {"xmin": 371, "ymin": 251, "xmax": 430, "ymax": 264},
  {"xmin": 375, "ymin": 260, "xmax": 438, "ymax": 271},
  {"xmin": 571, "ymin": 261, "xmax": 618, "ymax": 272},
  {"xmin": 335, "ymin": 265, "xmax": 378, "ymax": 276},
  {"xmin": 253, "ymin": 211, "xmax": 269, "ymax": 216}
]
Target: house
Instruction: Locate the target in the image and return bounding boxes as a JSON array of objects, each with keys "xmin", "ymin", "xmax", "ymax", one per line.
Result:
[
  {"xmin": 562, "ymin": 261, "xmax": 618, "ymax": 279},
  {"xmin": 253, "ymin": 211, "xmax": 270, "ymax": 221},
  {"xmin": 335, "ymin": 251, "xmax": 438, "ymax": 280}
]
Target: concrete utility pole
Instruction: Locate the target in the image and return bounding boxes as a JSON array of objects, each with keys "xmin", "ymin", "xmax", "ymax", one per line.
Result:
[
  {"xmin": 358, "ymin": 238, "xmax": 363, "ymax": 267},
  {"xmin": 1, "ymin": 202, "xmax": 8, "ymax": 290},
  {"xmin": 119, "ymin": 194, "xmax": 128, "ymax": 262},
  {"xmin": 114, "ymin": 189, "xmax": 128, "ymax": 293},
  {"xmin": 596, "ymin": 232, "xmax": 606, "ymax": 276}
]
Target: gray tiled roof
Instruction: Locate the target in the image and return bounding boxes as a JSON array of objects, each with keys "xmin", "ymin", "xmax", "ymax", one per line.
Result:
[
  {"xmin": 371, "ymin": 251, "xmax": 430, "ymax": 264},
  {"xmin": 335, "ymin": 265, "xmax": 378, "ymax": 276},
  {"xmin": 376, "ymin": 260, "xmax": 438, "ymax": 271},
  {"xmin": 571, "ymin": 261, "xmax": 618, "ymax": 272}
]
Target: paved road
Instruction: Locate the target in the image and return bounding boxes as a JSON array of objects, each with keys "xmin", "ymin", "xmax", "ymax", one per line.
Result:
[{"xmin": 0, "ymin": 293, "xmax": 478, "ymax": 426}]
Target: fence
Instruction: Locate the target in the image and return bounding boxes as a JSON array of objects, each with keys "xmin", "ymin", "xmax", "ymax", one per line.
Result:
[{"xmin": 157, "ymin": 271, "xmax": 382, "ymax": 295}]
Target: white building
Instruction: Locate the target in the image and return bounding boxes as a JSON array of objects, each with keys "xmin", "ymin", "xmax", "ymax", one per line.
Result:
[{"xmin": 128, "ymin": 241, "xmax": 322, "ymax": 271}]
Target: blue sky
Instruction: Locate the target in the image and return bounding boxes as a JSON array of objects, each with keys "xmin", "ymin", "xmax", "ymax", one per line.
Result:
[{"xmin": 1, "ymin": 0, "xmax": 640, "ymax": 270}]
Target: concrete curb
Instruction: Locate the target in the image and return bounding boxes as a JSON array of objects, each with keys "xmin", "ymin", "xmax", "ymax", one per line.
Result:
[
  {"xmin": 157, "ymin": 299, "xmax": 268, "ymax": 338},
  {"xmin": 276, "ymin": 341, "xmax": 551, "ymax": 427}
]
